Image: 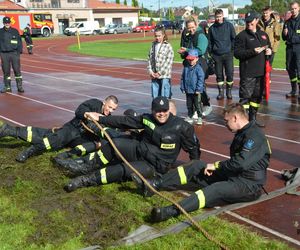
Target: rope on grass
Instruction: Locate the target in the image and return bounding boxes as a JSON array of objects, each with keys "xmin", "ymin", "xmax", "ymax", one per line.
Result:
[{"xmin": 85, "ymin": 115, "xmax": 229, "ymax": 250}]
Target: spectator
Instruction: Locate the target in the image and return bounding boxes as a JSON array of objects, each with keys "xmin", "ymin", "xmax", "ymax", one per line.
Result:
[
  {"xmin": 208, "ymin": 9, "xmax": 236, "ymax": 100},
  {"xmin": 180, "ymin": 49, "xmax": 205, "ymax": 125},
  {"xmin": 147, "ymin": 27, "xmax": 174, "ymax": 99},
  {"xmin": 23, "ymin": 23, "xmax": 33, "ymax": 54},
  {"xmin": 258, "ymin": 6, "xmax": 281, "ymax": 66},
  {"xmin": 282, "ymin": 2, "xmax": 300, "ymax": 99},
  {"xmin": 234, "ymin": 11, "xmax": 271, "ymax": 127},
  {"xmin": 0, "ymin": 17, "xmax": 24, "ymax": 93}
]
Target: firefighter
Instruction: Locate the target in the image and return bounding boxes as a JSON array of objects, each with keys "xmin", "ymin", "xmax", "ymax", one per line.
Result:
[
  {"xmin": 282, "ymin": 2, "xmax": 300, "ymax": 99},
  {"xmin": 63, "ymin": 96, "xmax": 200, "ymax": 192},
  {"xmin": 234, "ymin": 12, "xmax": 272, "ymax": 127},
  {"xmin": 0, "ymin": 16, "xmax": 24, "ymax": 93},
  {"xmin": 23, "ymin": 24, "xmax": 33, "ymax": 54},
  {"xmin": 0, "ymin": 96, "xmax": 118, "ymax": 163},
  {"xmin": 132, "ymin": 103, "xmax": 271, "ymax": 222}
]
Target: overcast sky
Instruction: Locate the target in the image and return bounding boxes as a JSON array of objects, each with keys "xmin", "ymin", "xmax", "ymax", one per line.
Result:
[{"xmin": 111, "ymin": 0, "xmax": 251, "ymax": 10}]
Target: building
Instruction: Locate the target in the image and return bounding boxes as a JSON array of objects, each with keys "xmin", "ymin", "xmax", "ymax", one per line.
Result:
[{"xmin": 2, "ymin": 0, "xmax": 140, "ymax": 34}]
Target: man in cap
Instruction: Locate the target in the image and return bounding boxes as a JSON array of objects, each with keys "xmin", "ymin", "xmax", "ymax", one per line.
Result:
[
  {"xmin": 234, "ymin": 11, "xmax": 272, "ymax": 127},
  {"xmin": 0, "ymin": 17, "xmax": 24, "ymax": 93},
  {"xmin": 63, "ymin": 96, "xmax": 200, "ymax": 192}
]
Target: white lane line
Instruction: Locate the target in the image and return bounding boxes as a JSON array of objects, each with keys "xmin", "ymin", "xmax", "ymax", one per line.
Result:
[{"xmin": 226, "ymin": 211, "xmax": 300, "ymax": 247}]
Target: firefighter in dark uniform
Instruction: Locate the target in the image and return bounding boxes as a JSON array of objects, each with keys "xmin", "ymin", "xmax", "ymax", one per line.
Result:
[
  {"xmin": 23, "ymin": 24, "xmax": 33, "ymax": 54},
  {"xmin": 0, "ymin": 96, "xmax": 118, "ymax": 162},
  {"xmin": 63, "ymin": 96, "xmax": 200, "ymax": 192},
  {"xmin": 234, "ymin": 12, "xmax": 272, "ymax": 127},
  {"xmin": 0, "ymin": 16, "xmax": 24, "ymax": 93},
  {"xmin": 132, "ymin": 103, "xmax": 271, "ymax": 222},
  {"xmin": 282, "ymin": 2, "xmax": 300, "ymax": 99}
]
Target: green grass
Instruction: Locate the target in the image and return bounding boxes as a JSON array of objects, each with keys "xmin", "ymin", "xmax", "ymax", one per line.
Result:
[
  {"xmin": 0, "ymin": 137, "xmax": 293, "ymax": 249},
  {"xmin": 69, "ymin": 35, "xmax": 287, "ymax": 69}
]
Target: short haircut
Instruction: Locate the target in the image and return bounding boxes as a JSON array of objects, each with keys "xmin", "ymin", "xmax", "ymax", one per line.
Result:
[
  {"xmin": 185, "ymin": 16, "xmax": 197, "ymax": 27},
  {"xmin": 262, "ymin": 6, "xmax": 272, "ymax": 12},
  {"xmin": 215, "ymin": 9, "xmax": 223, "ymax": 15},
  {"xmin": 290, "ymin": 1, "xmax": 299, "ymax": 7},
  {"xmin": 105, "ymin": 95, "xmax": 118, "ymax": 105},
  {"xmin": 223, "ymin": 103, "xmax": 248, "ymax": 118},
  {"xmin": 154, "ymin": 26, "xmax": 168, "ymax": 42}
]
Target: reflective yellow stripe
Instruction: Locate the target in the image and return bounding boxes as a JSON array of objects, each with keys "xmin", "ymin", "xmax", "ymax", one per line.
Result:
[
  {"xmin": 43, "ymin": 137, "xmax": 51, "ymax": 150},
  {"xmin": 143, "ymin": 118, "xmax": 156, "ymax": 130},
  {"xmin": 226, "ymin": 81, "xmax": 233, "ymax": 86},
  {"xmin": 160, "ymin": 143, "xmax": 175, "ymax": 149},
  {"xmin": 6, "ymin": 76, "xmax": 11, "ymax": 80},
  {"xmin": 15, "ymin": 76, "xmax": 22, "ymax": 79},
  {"xmin": 217, "ymin": 81, "xmax": 224, "ymax": 86},
  {"xmin": 89, "ymin": 152, "xmax": 95, "ymax": 160},
  {"xmin": 97, "ymin": 150, "xmax": 109, "ymax": 165},
  {"xmin": 250, "ymin": 102, "xmax": 260, "ymax": 108},
  {"xmin": 75, "ymin": 145, "xmax": 86, "ymax": 155},
  {"xmin": 214, "ymin": 161, "xmax": 220, "ymax": 169},
  {"xmin": 242, "ymin": 104, "xmax": 249, "ymax": 109},
  {"xmin": 27, "ymin": 126, "xmax": 32, "ymax": 142},
  {"xmin": 291, "ymin": 77, "xmax": 298, "ymax": 82},
  {"xmin": 195, "ymin": 189, "xmax": 206, "ymax": 209},
  {"xmin": 100, "ymin": 168, "xmax": 107, "ymax": 184},
  {"xmin": 177, "ymin": 166, "xmax": 187, "ymax": 185},
  {"xmin": 266, "ymin": 139, "xmax": 272, "ymax": 154},
  {"xmin": 11, "ymin": 40, "xmax": 17, "ymax": 44}
]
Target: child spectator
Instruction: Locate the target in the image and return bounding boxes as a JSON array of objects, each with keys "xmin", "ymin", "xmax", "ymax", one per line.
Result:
[
  {"xmin": 147, "ymin": 27, "xmax": 174, "ymax": 99},
  {"xmin": 180, "ymin": 49, "xmax": 205, "ymax": 125}
]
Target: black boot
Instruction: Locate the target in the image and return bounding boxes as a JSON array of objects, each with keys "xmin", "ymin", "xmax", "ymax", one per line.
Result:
[
  {"xmin": 64, "ymin": 171, "xmax": 100, "ymax": 192},
  {"xmin": 216, "ymin": 84, "xmax": 224, "ymax": 100},
  {"xmin": 15, "ymin": 145, "xmax": 40, "ymax": 163},
  {"xmin": 151, "ymin": 205, "xmax": 180, "ymax": 222},
  {"xmin": 16, "ymin": 78, "xmax": 24, "ymax": 93},
  {"xmin": 1, "ymin": 80, "xmax": 12, "ymax": 93},
  {"xmin": 286, "ymin": 82, "xmax": 297, "ymax": 98},
  {"xmin": 131, "ymin": 173, "xmax": 162, "ymax": 197},
  {"xmin": 249, "ymin": 107, "xmax": 265, "ymax": 128},
  {"xmin": 52, "ymin": 157, "xmax": 99, "ymax": 176},
  {"xmin": 226, "ymin": 84, "xmax": 233, "ymax": 99},
  {"xmin": 0, "ymin": 123, "xmax": 17, "ymax": 138}
]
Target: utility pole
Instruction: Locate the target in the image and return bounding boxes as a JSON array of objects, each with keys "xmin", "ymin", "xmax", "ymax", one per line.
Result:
[{"xmin": 232, "ymin": 0, "xmax": 234, "ymax": 22}]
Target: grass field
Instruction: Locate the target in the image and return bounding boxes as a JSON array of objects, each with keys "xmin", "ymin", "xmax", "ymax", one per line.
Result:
[{"xmin": 69, "ymin": 34, "xmax": 287, "ymax": 69}]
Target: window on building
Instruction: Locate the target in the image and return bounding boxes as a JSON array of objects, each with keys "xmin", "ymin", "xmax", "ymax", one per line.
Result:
[{"xmin": 67, "ymin": 0, "xmax": 80, "ymax": 2}]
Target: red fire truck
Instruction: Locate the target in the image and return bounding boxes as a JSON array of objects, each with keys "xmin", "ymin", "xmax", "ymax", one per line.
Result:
[{"xmin": 0, "ymin": 12, "xmax": 54, "ymax": 37}]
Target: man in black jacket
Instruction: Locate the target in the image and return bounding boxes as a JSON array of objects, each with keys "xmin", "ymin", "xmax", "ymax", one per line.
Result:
[
  {"xmin": 282, "ymin": 1, "xmax": 300, "ymax": 99},
  {"xmin": 132, "ymin": 103, "xmax": 271, "ymax": 222},
  {"xmin": 0, "ymin": 17, "xmax": 24, "ymax": 93},
  {"xmin": 0, "ymin": 95, "xmax": 118, "ymax": 162},
  {"xmin": 63, "ymin": 96, "xmax": 200, "ymax": 192},
  {"xmin": 208, "ymin": 9, "xmax": 236, "ymax": 100},
  {"xmin": 234, "ymin": 12, "xmax": 272, "ymax": 127}
]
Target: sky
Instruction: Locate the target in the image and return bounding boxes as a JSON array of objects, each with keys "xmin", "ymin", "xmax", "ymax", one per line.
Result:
[{"xmin": 109, "ymin": 0, "xmax": 252, "ymax": 10}]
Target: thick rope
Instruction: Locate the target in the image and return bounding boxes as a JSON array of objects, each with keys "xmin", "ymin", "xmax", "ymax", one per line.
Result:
[{"xmin": 85, "ymin": 115, "xmax": 229, "ymax": 250}]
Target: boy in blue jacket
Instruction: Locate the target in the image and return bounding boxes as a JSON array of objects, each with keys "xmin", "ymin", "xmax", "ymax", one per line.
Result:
[{"xmin": 180, "ymin": 49, "xmax": 205, "ymax": 125}]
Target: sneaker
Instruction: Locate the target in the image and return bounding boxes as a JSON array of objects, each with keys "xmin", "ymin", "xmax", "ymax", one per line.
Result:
[
  {"xmin": 184, "ymin": 117, "xmax": 194, "ymax": 124},
  {"xmin": 192, "ymin": 111, "xmax": 198, "ymax": 119},
  {"xmin": 202, "ymin": 106, "xmax": 212, "ymax": 117},
  {"xmin": 196, "ymin": 117, "xmax": 203, "ymax": 125}
]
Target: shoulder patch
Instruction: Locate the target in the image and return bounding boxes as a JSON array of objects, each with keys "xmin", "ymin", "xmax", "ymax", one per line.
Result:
[
  {"xmin": 261, "ymin": 35, "xmax": 267, "ymax": 40},
  {"xmin": 243, "ymin": 139, "xmax": 255, "ymax": 150}
]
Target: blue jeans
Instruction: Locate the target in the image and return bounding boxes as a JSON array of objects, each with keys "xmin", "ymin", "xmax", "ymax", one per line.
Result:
[{"xmin": 151, "ymin": 78, "xmax": 171, "ymax": 98}]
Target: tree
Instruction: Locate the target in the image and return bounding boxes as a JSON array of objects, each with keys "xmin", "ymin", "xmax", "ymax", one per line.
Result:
[
  {"xmin": 116, "ymin": 0, "xmax": 120, "ymax": 4},
  {"xmin": 124, "ymin": 0, "xmax": 127, "ymax": 6},
  {"xmin": 166, "ymin": 8, "xmax": 175, "ymax": 21},
  {"xmin": 250, "ymin": 0, "xmax": 290, "ymax": 15},
  {"xmin": 132, "ymin": 0, "xmax": 139, "ymax": 7}
]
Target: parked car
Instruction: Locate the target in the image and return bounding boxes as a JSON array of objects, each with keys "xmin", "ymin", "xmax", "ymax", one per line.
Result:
[
  {"xmin": 132, "ymin": 22, "xmax": 155, "ymax": 32},
  {"xmin": 99, "ymin": 24, "xmax": 111, "ymax": 34},
  {"xmin": 105, "ymin": 24, "xmax": 132, "ymax": 34},
  {"xmin": 155, "ymin": 20, "xmax": 174, "ymax": 30},
  {"xmin": 64, "ymin": 21, "xmax": 100, "ymax": 36}
]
